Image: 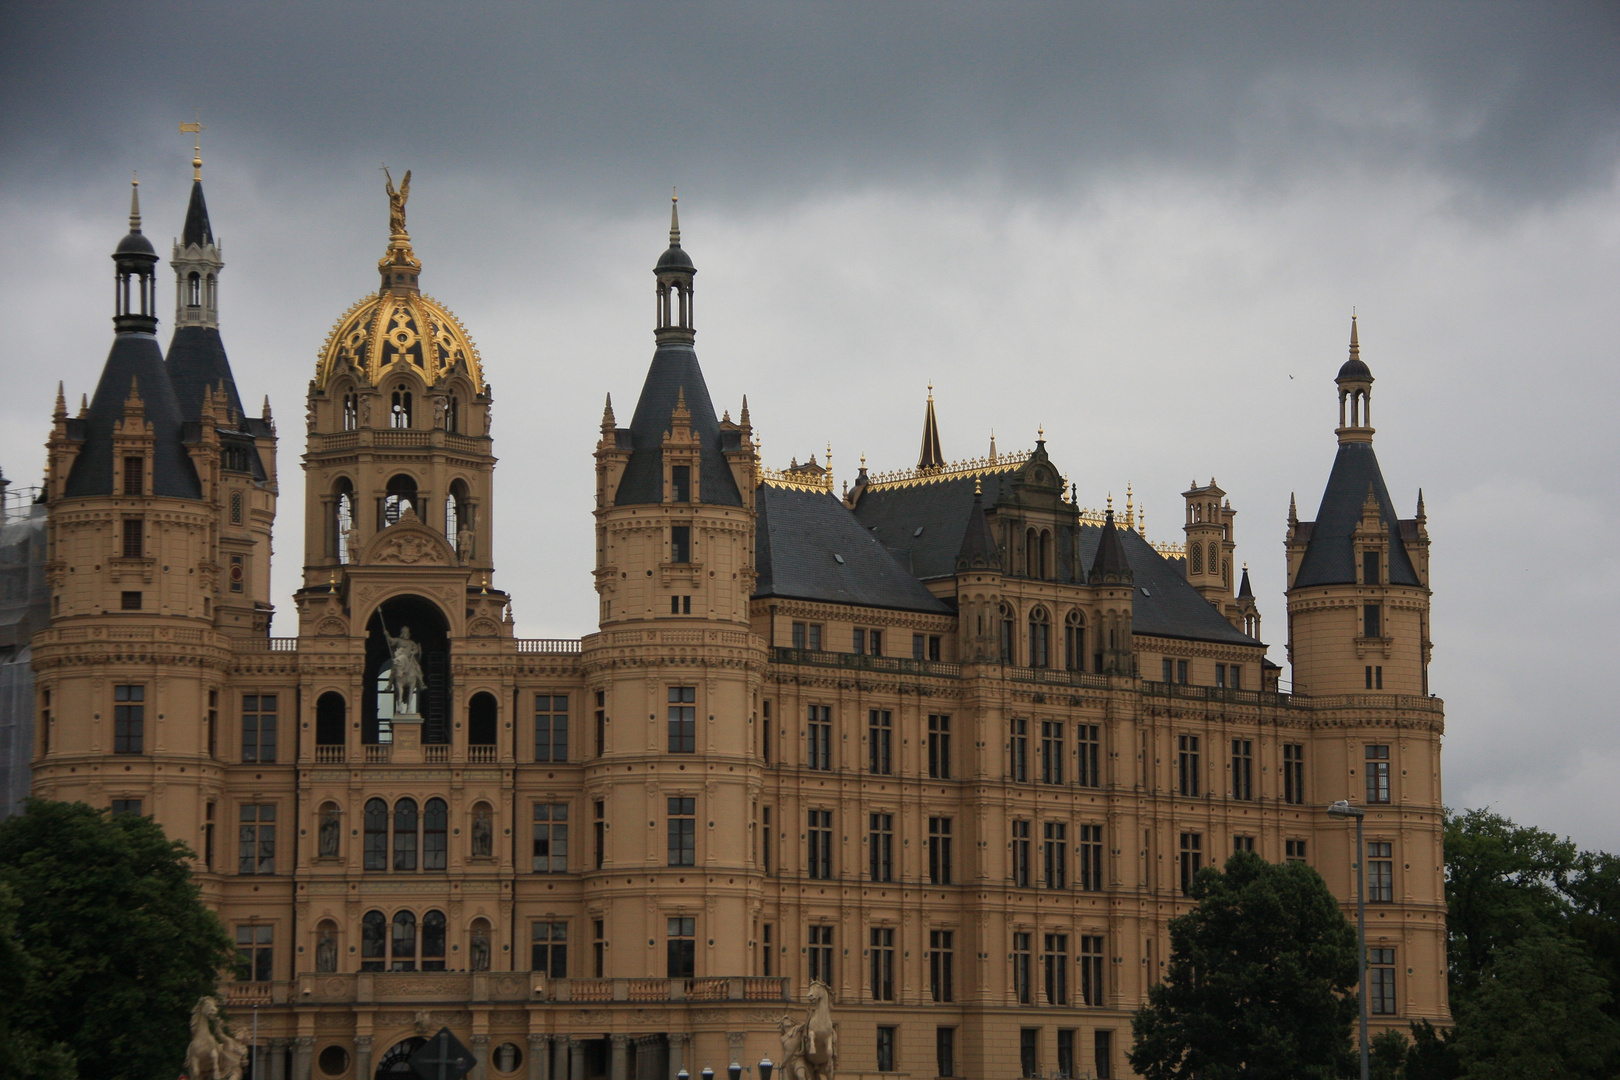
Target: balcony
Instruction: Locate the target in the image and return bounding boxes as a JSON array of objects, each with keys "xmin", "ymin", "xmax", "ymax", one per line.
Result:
[
  {"xmin": 364, "ymin": 744, "xmax": 391, "ymax": 764},
  {"xmin": 1007, "ymin": 665, "xmax": 1112, "ymax": 690},
  {"xmin": 516, "ymin": 638, "xmax": 582, "ymax": 654},
  {"xmin": 772, "ymin": 647, "xmax": 960, "ymax": 679},
  {"xmin": 315, "ymin": 745, "xmax": 345, "ymax": 764},
  {"xmin": 261, "ymin": 973, "xmax": 790, "ymax": 1007},
  {"xmin": 423, "ymin": 745, "xmax": 450, "ymax": 764},
  {"xmin": 468, "ymin": 745, "xmax": 497, "ymax": 764}
]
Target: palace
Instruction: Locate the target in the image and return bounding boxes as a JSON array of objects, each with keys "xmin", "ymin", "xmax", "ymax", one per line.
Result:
[{"xmin": 26, "ymin": 162, "xmax": 1448, "ymax": 1080}]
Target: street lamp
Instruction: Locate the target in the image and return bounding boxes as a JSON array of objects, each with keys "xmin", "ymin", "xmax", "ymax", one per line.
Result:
[
  {"xmin": 729, "ymin": 1063, "xmax": 742, "ymax": 1080},
  {"xmin": 1328, "ymin": 798, "xmax": 1369, "ymax": 1080},
  {"xmin": 701, "ymin": 1067, "xmax": 715, "ymax": 1080},
  {"xmin": 758, "ymin": 1057, "xmax": 774, "ymax": 1080}
]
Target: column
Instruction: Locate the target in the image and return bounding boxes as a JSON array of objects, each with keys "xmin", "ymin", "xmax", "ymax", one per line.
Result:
[
  {"xmin": 471, "ymin": 1034, "xmax": 491, "ymax": 1080},
  {"xmin": 667, "ymin": 1033, "xmax": 688, "ymax": 1080},
  {"xmin": 270, "ymin": 1039, "xmax": 288, "ymax": 1080},
  {"xmin": 553, "ymin": 1038, "xmax": 570, "ymax": 1080},
  {"xmin": 570, "ymin": 1038, "xmax": 586, "ymax": 1080},
  {"xmin": 292, "ymin": 1037, "xmax": 314, "ymax": 1080},
  {"xmin": 354, "ymin": 1036, "xmax": 374, "ymax": 1080},
  {"xmin": 528, "ymin": 1034, "xmax": 551, "ymax": 1080},
  {"xmin": 610, "ymin": 1034, "xmax": 630, "ymax": 1080},
  {"xmin": 634, "ymin": 1035, "xmax": 661, "ymax": 1080}
]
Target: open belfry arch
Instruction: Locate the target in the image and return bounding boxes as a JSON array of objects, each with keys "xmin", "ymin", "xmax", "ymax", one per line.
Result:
[{"xmin": 28, "ymin": 157, "xmax": 1447, "ymax": 1080}]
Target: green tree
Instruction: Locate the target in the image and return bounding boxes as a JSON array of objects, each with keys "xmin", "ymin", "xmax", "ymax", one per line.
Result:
[
  {"xmin": 1129, "ymin": 851, "xmax": 1359, "ymax": 1080},
  {"xmin": 1401, "ymin": 1019, "xmax": 1461, "ymax": 1080},
  {"xmin": 0, "ymin": 882, "xmax": 78, "ymax": 1080},
  {"xmin": 0, "ymin": 800, "xmax": 234, "ymax": 1080},
  {"xmin": 1451, "ymin": 928, "xmax": 1619, "ymax": 1080},
  {"xmin": 1370, "ymin": 1028, "xmax": 1410, "ymax": 1080},
  {"xmin": 1566, "ymin": 850, "xmax": 1620, "ymax": 1021}
]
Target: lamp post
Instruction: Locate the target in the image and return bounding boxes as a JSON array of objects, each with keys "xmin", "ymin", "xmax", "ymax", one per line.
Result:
[
  {"xmin": 729, "ymin": 1063, "xmax": 742, "ymax": 1080},
  {"xmin": 758, "ymin": 1058, "xmax": 773, "ymax": 1080},
  {"xmin": 1328, "ymin": 798, "xmax": 1369, "ymax": 1080}
]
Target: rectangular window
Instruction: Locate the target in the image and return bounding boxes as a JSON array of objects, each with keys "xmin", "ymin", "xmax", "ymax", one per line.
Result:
[
  {"xmin": 1369, "ymin": 948, "xmax": 1397, "ymax": 1014},
  {"xmin": 869, "ymin": 812, "xmax": 893, "ymax": 882},
  {"xmin": 1283, "ymin": 744, "xmax": 1305, "ymax": 804},
  {"xmin": 808, "ymin": 809, "xmax": 833, "ymax": 879},
  {"xmin": 1233, "ymin": 835, "xmax": 1256, "ymax": 853},
  {"xmin": 870, "ymin": 927, "xmax": 895, "ymax": 1001},
  {"xmin": 122, "ymin": 517, "xmax": 143, "ymax": 558},
  {"xmin": 1057, "ymin": 1030, "xmax": 1075, "ymax": 1080},
  {"xmin": 238, "ymin": 804, "xmax": 276, "ymax": 875},
  {"xmin": 928, "ymin": 817, "xmax": 953, "ymax": 885},
  {"xmin": 1020, "ymin": 1028, "xmax": 1039, "ymax": 1079},
  {"xmin": 1012, "ymin": 819, "xmax": 1031, "ymax": 887},
  {"xmin": 853, "ymin": 627, "xmax": 866, "ymax": 655},
  {"xmin": 1364, "ymin": 603, "xmax": 1382, "ymax": 638},
  {"xmin": 120, "ymin": 590, "xmax": 142, "ymax": 610},
  {"xmin": 1043, "ymin": 822, "xmax": 1068, "ymax": 889},
  {"xmin": 531, "ymin": 921, "xmax": 568, "ymax": 977},
  {"xmin": 671, "ymin": 464, "xmax": 690, "ymax": 503},
  {"xmin": 876, "ymin": 1026, "xmax": 896, "ymax": 1072},
  {"xmin": 935, "ymin": 1027, "xmax": 956, "ymax": 1079},
  {"xmin": 868, "ymin": 709, "xmax": 892, "ymax": 775},
  {"xmin": 762, "ymin": 806, "xmax": 772, "ymax": 874},
  {"xmin": 667, "ymin": 797, "xmax": 696, "ymax": 866},
  {"xmin": 123, "ymin": 456, "xmax": 143, "ymax": 496},
  {"xmin": 1013, "ymin": 930, "xmax": 1033, "ymax": 1004},
  {"xmin": 595, "ymin": 690, "xmax": 606, "ymax": 757},
  {"xmin": 1079, "ymin": 824, "xmax": 1104, "ymax": 891},
  {"xmin": 1010, "ymin": 718, "xmax": 1028, "ymax": 782},
  {"xmin": 1030, "ymin": 618, "xmax": 1049, "ymax": 668},
  {"xmin": 1161, "ymin": 658, "xmax": 1174, "ymax": 683},
  {"xmin": 113, "ymin": 684, "xmax": 144, "ymax": 754},
  {"xmin": 668, "ymin": 686, "xmax": 696, "ymax": 753},
  {"xmin": 792, "ymin": 621, "xmax": 807, "ymax": 649},
  {"xmin": 1231, "ymin": 738, "xmax": 1252, "ymax": 800},
  {"xmin": 869, "ymin": 628, "xmax": 882, "ymax": 656},
  {"xmin": 1178, "ymin": 734, "xmax": 1200, "ymax": 796},
  {"xmin": 807, "ymin": 705, "xmax": 832, "ymax": 770},
  {"xmin": 670, "ymin": 525, "xmax": 691, "ymax": 564},
  {"xmin": 111, "ymin": 798, "xmax": 142, "ymax": 817},
  {"xmin": 535, "ymin": 694, "xmax": 569, "ymax": 762},
  {"xmin": 1230, "ymin": 665, "xmax": 1242, "ymax": 689},
  {"xmin": 1215, "ymin": 663, "xmax": 1227, "ymax": 688},
  {"xmin": 241, "ymin": 694, "xmax": 277, "ymax": 764},
  {"xmin": 1094, "ymin": 1030, "xmax": 1113, "ymax": 1080},
  {"xmin": 807, "ymin": 623, "xmax": 823, "ymax": 651},
  {"xmin": 234, "ymin": 925, "xmax": 273, "ymax": 982},
  {"xmin": 594, "ymin": 800, "xmax": 605, "ymax": 869},
  {"xmin": 1366, "ymin": 744, "xmax": 1391, "ymax": 803},
  {"xmin": 1080, "ymin": 935, "xmax": 1105, "ymax": 1006},
  {"xmin": 808, "ymin": 924, "xmax": 834, "ymax": 984},
  {"xmin": 1040, "ymin": 720, "xmax": 1065, "ymax": 784},
  {"xmin": 1286, "ymin": 838, "xmax": 1308, "ymax": 863},
  {"xmin": 1369, "ymin": 841, "xmax": 1394, "ymax": 902},
  {"xmin": 667, "ymin": 916, "xmax": 695, "ymax": 978},
  {"xmin": 763, "ymin": 700, "xmax": 772, "ymax": 765},
  {"xmin": 929, "ymin": 635, "xmax": 942, "ymax": 661},
  {"xmin": 927, "ymin": 714, "xmax": 951, "ymax": 779},
  {"xmin": 762, "ymin": 922, "xmax": 773, "ymax": 976},
  {"xmin": 1363, "ymin": 549, "xmax": 1381, "ymax": 585},
  {"xmin": 1176, "ymin": 659, "xmax": 1189, "ymax": 684},
  {"xmin": 1044, "ymin": 932, "xmax": 1069, "ymax": 1005},
  {"xmin": 532, "ymin": 803, "xmax": 568, "ymax": 873},
  {"xmin": 913, "ymin": 632, "xmax": 926, "ymax": 660},
  {"xmin": 593, "ymin": 919, "xmax": 605, "ymax": 977},
  {"xmin": 929, "ymin": 929, "xmax": 954, "ymax": 1002},
  {"xmin": 1077, "ymin": 724, "xmax": 1100, "ymax": 787},
  {"xmin": 1179, "ymin": 832, "xmax": 1202, "ymax": 895}
]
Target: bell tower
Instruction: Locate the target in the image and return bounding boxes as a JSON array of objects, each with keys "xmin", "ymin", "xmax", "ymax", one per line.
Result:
[{"xmin": 1286, "ymin": 317, "xmax": 1432, "ymax": 695}]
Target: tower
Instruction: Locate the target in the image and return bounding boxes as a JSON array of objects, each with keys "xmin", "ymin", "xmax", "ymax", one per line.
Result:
[
  {"xmin": 1286, "ymin": 316, "xmax": 1432, "ymax": 696},
  {"xmin": 1182, "ymin": 478, "xmax": 1237, "ymax": 612}
]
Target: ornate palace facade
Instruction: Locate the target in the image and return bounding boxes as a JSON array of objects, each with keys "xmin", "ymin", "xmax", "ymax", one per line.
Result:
[{"xmin": 29, "ymin": 166, "xmax": 1447, "ymax": 1080}]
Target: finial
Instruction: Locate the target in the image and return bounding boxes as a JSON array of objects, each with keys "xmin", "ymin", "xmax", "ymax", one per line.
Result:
[
  {"xmin": 1416, "ymin": 488, "xmax": 1426, "ymax": 519},
  {"xmin": 1107, "ymin": 491, "xmax": 1113, "ymax": 514},
  {"xmin": 739, "ymin": 394, "xmax": 750, "ymax": 426},
  {"xmin": 53, "ymin": 381, "xmax": 67, "ymax": 420},
  {"xmin": 1037, "ymin": 424, "xmax": 1044, "ymax": 442},
  {"xmin": 670, "ymin": 188, "xmax": 681, "ymax": 246},
  {"xmin": 988, "ymin": 429, "xmax": 997, "ymax": 462},
  {"xmin": 974, "ymin": 476, "xmax": 982, "ymax": 497},
  {"xmin": 180, "ymin": 112, "xmax": 204, "ymax": 181},
  {"xmin": 1126, "ymin": 483, "xmax": 1134, "ymax": 528},
  {"xmin": 262, "ymin": 395, "xmax": 273, "ymax": 422},
  {"xmin": 1288, "ymin": 492, "xmax": 1298, "ymax": 525},
  {"xmin": 1349, "ymin": 311, "xmax": 1360, "ymax": 354},
  {"xmin": 860, "ymin": 453, "xmax": 866, "ymax": 468},
  {"xmin": 128, "ymin": 172, "xmax": 142, "ymax": 232},
  {"xmin": 1070, "ymin": 481, "xmax": 1077, "ymax": 505},
  {"xmin": 78, "ymin": 393, "xmax": 88, "ymax": 417}
]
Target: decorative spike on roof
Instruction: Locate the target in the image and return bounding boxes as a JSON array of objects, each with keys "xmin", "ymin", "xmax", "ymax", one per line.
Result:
[
  {"xmin": 1089, "ymin": 506, "xmax": 1133, "ymax": 584},
  {"xmin": 917, "ymin": 385, "xmax": 945, "ymax": 471},
  {"xmin": 954, "ymin": 479, "xmax": 1001, "ymax": 571}
]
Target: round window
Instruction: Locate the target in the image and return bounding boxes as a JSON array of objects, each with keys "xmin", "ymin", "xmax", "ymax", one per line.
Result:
[
  {"xmin": 318, "ymin": 1045, "xmax": 350, "ymax": 1076},
  {"xmin": 492, "ymin": 1043, "xmax": 524, "ymax": 1074}
]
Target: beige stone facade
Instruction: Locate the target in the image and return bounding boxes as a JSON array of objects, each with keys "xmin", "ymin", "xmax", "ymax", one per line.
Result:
[{"xmin": 30, "ymin": 181, "xmax": 1447, "ymax": 1080}]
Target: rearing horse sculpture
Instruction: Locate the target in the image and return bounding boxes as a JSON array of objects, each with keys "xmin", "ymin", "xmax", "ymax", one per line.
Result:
[
  {"xmin": 185, "ymin": 997, "xmax": 246, "ymax": 1080},
  {"xmin": 778, "ymin": 980, "xmax": 838, "ymax": 1080}
]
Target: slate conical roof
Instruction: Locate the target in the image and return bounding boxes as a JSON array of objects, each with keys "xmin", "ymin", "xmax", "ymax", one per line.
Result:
[
  {"xmin": 1294, "ymin": 442, "xmax": 1418, "ymax": 587},
  {"xmin": 1238, "ymin": 564, "xmax": 1255, "ymax": 599},
  {"xmin": 954, "ymin": 482, "xmax": 1001, "ymax": 570},
  {"xmin": 613, "ymin": 342, "xmax": 742, "ymax": 506},
  {"xmin": 181, "ymin": 179, "xmax": 214, "ymax": 247},
  {"xmin": 63, "ymin": 334, "xmax": 200, "ymax": 499},
  {"xmin": 1089, "ymin": 507, "xmax": 1132, "ymax": 583}
]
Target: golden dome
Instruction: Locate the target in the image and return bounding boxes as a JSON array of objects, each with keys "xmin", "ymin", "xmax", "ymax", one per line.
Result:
[{"xmin": 316, "ymin": 287, "xmax": 486, "ymax": 393}]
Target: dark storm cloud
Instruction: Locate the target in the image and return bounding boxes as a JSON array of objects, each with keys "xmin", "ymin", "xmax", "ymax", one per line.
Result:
[{"xmin": 2, "ymin": 3, "xmax": 1617, "ymax": 205}]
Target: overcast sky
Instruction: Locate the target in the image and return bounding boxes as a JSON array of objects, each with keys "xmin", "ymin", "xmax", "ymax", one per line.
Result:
[{"xmin": 2, "ymin": 3, "xmax": 1616, "ymax": 849}]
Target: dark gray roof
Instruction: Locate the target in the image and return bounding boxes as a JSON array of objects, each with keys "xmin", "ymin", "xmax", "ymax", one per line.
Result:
[
  {"xmin": 1294, "ymin": 441, "xmax": 1419, "ymax": 588},
  {"xmin": 167, "ymin": 326, "xmax": 244, "ymax": 422},
  {"xmin": 614, "ymin": 342, "xmax": 742, "ymax": 507},
  {"xmin": 955, "ymin": 489, "xmax": 1000, "ymax": 570},
  {"xmin": 854, "ymin": 471, "xmax": 1014, "ymax": 580},
  {"xmin": 1089, "ymin": 512, "xmax": 1131, "ymax": 582},
  {"xmin": 181, "ymin": 180, "xmax": 213, "ymax": 247},
  {"xmin": 63, "ymin": 333, "xmax": 201, "ymax": 500},
  {"xmin": 1077, "ymin": 526, "xmax": 1259, "ymax": 646},
  {"xmin": 753, "ymin": 484, "xmax": 951, "ymax": 614},
  {"xmin": 1338, "ymin": 357, "xmax": 1371, "ymax": 380}
]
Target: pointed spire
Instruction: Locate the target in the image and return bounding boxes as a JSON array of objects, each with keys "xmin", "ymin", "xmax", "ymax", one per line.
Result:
[
  {"xmin": 1238, "ymin": 563, "xmax": 1254, "ymax": 599},
  {"xmin": 1416, "ymin": 488, "xmax": 1426, "ymax": 520},
  {"xmin": 1090, "ymin": 504, "xmax": 1132, "ymax": 584},
  {"xmin": 918, "ymin": 384, "xmax": 945, "ymax": 471},
  {"xmin": 129, "ymin": 173, "xmax": 142, "ymax": 233},
  {"xmin": 669, "ymin": 188, "xmax": 681, "ymax": 246},
  {"xmin": 78, "ymin": 393, "xmax": 88, "ymax": 418},
  {"xmin": 739, "ymin": 394, "xmax": 750, "ymax": 427},
  {"xmin": 955, "ymin": 475, "xmax": 1001, "ymax": 571},
  {"xmin": 54, "ymin": 382, "xmax": 67, "ymax": 421},
  {"xmin": 1288, "ymin": 492, "xmax": 1298, "ymax": 526},
  {"xmin": 988, "ymin": 429, "xmax": 997, "ymax": 463},
  {"xmin": 261, "ymin": 395, "xmax": 272, "ymax": 423}
]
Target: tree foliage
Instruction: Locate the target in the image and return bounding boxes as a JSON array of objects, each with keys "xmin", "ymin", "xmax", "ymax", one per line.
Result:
[
  {"xmin": 1129, "ymin": 851, "xmax": 1359, "ymax": 1080},
  {"xmin": 0, "ymin": 800, "xmax": 235, "ymax": 1080}
]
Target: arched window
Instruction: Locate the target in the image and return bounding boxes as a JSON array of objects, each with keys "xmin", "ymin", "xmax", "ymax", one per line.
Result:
[
  {"xmin": 1028, "ymin": 607, "xmax": 1051, "ymax": 668},
  {"xmin": 424, "ymin": 798, "xmax": 448, "ymax": 871},
  {"xmin": 1065, "ymin": 610, "xmax": 1085, "ymax": 671},
  {"xmin": 363, "ymin": 798, "xmax": 388, "ymax": 871},
  {"xmin": 444, "ymin": 395, "xmax": 460, "ymax": 434},
  {"xmin": 391, "ymin": 385, "xmax": 412, "ymax": 429},
  {"xmin": 391, "ymin": 910, "xmax": 417, "ymax": 970},
  {"xmin": 1222, "ymin": 559, "xmax": 1230, "ymax": 587},
  {"xmin": 383, "ymin": 474, "xmax": 417, "ymax": 527},
  {"xmin": 422, "ymin": 910, "xmax": 447, "ymax": 970},
  {"xmin": 469, "ymin": 917, "xmax": 492, "ymax": 972},
  {"xmin": 361, "ymin": 910, "xmax": 386, "ymax": 970},
  {"xmin": 1025, "ymin": 529, "xmax": 1037, "ymax": 577},
  {"xmin": 206, "ymin": 274, "xmax": 216, "ymax": 310},
  {"xmin": 999, "ymin": 603, "xmax": 1015, "ymax": 664},
  {"xmin": 393, "ymin": 798, "xmax": 418, "ymax": 871},
  {"xmin": 1190, "ymin": 543, "xmax": 1203, "ymax": 575},
  {"xmin": 1208, "ymin": 542, "xmax": 1220, "ymax": 575},
  {"xmin": 317, "ymin": 801, "xmax": 342, "ymax": 859},
  {"xmin": 1040, "ymin": 529, "xmax": 1053, "ymax": 580},
  {"xmin": 315, "ymin": 919, "xmax": 339, "ymax": 973},
  {"xmin": 316, "ymin": 692, "xmax": 346, "ymax": 747},
  {"xmin": 468, "ymin": 692, "xmax": 498, "ymax": 748},
  {"xmin": 446, "ymin": 479, "xmax": 471, "ymax": 554},
  {"xmin": 187, "ymin": 272, "xmax": 201, "ymax": 307},
  {"xmin": 333, "ymin": 479, "xmax": 357, "ymax": 561},
  {"xmin": 342, "ymin": 392, "xmax": 358, "ymax": 432}
]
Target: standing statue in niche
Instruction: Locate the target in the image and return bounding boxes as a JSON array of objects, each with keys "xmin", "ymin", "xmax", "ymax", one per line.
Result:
[
  {"xmin": 469, "ymin": 926, "xmax": 491, "ymax": 972},
  {"xmin": 471, "ymin": 806, "xmax": 494, "ymax": 857},
  {"xmin": 457, "ymin": 524, "xmax": 476, "ymax": 562},
  {"xmin": 318, "ymin": 806, "xmax": 341, "ymax": 858},
  {"xmin": 315, "ymin": 926, "xmax": 339, "ymax": 973},
  {"xmin": 384, "ymin": 167, "xmax": 411, "ymax": 236},
  {"xmin": 380, "ymin": 617, "xmax": 425, "ymax": 715}
]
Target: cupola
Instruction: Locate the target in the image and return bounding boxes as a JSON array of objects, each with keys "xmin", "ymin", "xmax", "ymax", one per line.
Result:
[
  {"xmin": 1336, "ymin": 314, "xmax": 1374, "ymax": 444},
  {"xmin": 655, "ymin": 192, "xmax": 695, "ymax": 344},
  {"xmin": 113, "ymin": 176, "xmax": 159, "ymax": 336}
]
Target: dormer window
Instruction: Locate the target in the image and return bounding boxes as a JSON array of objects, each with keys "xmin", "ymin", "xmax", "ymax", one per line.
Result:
[
  {"xmin": 1363, "ymin": 550, "xmax": 1381, "ymax": 586},
  {"xmin": 122, "ymin": 457, "xmax": 143, "ymax": 496},
  {"xmin": 671, "ymin": 465, "xmax": 690, "ymax": 503}
]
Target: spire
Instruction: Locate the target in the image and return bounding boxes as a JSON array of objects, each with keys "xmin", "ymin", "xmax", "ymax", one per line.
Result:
[
  {"xmin": 918, "ymin": 385, "xmax": 945, "ymax": 471},
  {"xmin": 670, "ymin": 188, "xmax": 681, "ymax": 246},
  {"xmin": 1416, "ymin": 489, "xmax": 1426, "ymax": 521},
  {"xmin": 129, "ymin": 173, "xmax": 142, "ymax": 232},
  {"xmin": 168, "ymin": 157, "xmax": 243, "ymax": 422},
  {"xmin": 1288, "ymin": 492, "xmax": 1298, "ymax": 526},
  {"xmin": 955, "ymin": 476, "xmax": 1001, "ymax": 571},
  {"xmin": 1089, "ymin": 506, "xmax": 1132, "ymax": 584},
  {"xmin": 1238, "ymin": 563, "xmax": 1254, "ymax": 599},
  {"xmin": 601, "ymin": 393, "xmax": 616, "ymax": 432}
]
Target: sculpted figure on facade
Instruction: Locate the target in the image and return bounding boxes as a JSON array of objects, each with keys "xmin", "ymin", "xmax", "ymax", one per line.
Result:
[
  {"xmin": 382, "ymin": 623, "xmax": 424, "ymax": 713},
  {"xmin": 186, "ymin": 997, "xmax": 246, "ymax": 1080},
  {"xmin": 315, "ymin": 925, "xmax": 338, "ymax": 973},
  {"xmin": 777, "ymin": 981, "xmax": 837, "ymax": 1080},
  {"xmin": 317, "ymin": 804, "xmax": 341, "ymax": 857},
  {"xmin": 384, "ymin": 168, "xmax": 411, "ymax": 237},
  {"xmin": 471, "ymin": 805, "xmax": 494, "ymax": 857}
]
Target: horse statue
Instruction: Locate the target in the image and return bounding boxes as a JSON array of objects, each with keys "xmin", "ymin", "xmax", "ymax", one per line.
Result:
[
  {"xmin": 185, "ymin": 997, "xmax": 246, "ymax": 1080},
  {"xmin": 777, "ymin": 980, "xmax": 837, "ymax": 1080}
]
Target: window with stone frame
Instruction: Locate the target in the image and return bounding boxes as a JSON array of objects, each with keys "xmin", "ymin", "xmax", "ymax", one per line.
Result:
[
  {"xmin": 927, "ymin": 714, "xmax": 951, "ymax": 779},
  {"xmin": 234, "ymin": 924, "xmax": 273, "ymax": 982},
  {"xmin": 868, "ymin": 709, "xmax": 892, "ymax": 775},
  {"xmin": 929, "ymin": 816, "xmax": 953, "ymax": 885},
  {"xmin": 1013, "ymin": 931, "xmax": 1033, "ymax": 1004},
  {"xmin": 808, "ymin": 924, "xmax": 834, "ymax": 985},
  {"xmin": 667, "ymin": 797, "xmax": 696, "ymax": 867},
  {"xmin": 870, "ymin": 927, "xmax": 895, "ymax": 1001},
  {"xmin": 868, "ymin": 812, "xmax": 893, "ymax": 882},
  {"xmin": 667, "ymin": 686, "xmax": 696, "ymax": 754},
  {"xmin": 238, "ymin": 804, "xmax": 275, "ymax": 875},
  {"xmin": 1079, "ymin": 824, "xmax": 1104, "ymax": 891},
  {"xmin": 1044, "ymin": 932, "xmax": 1070, "ymax": 1005},
  {"xmin": 113, "ymin": 684, "xmax": 144, "ymax": 754},
  {"xmin": 240, "ymin": 694, "xmax": 277, "ymax": 764},
  {"xmin": 1368, "ymin": 841, "xmax": 1394, "ymax": 902},
  {"xmin": 667, "ymin": 917, "xmax": 696, "ymax": 978},
  {"xmin": 1077, "ymin": 724, "xmax": 1100, "ymax": 787},
  {"xmin": 531, "ymin": 921, "xmax": 568, "ymax": 977},
  {"xmin": 929, "ymin": 929, "xmax": 954, "ymax": 1002},
  {"xmin": 1012, "ymin": 820, "xmax": 1032, "ymax": 888}
]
